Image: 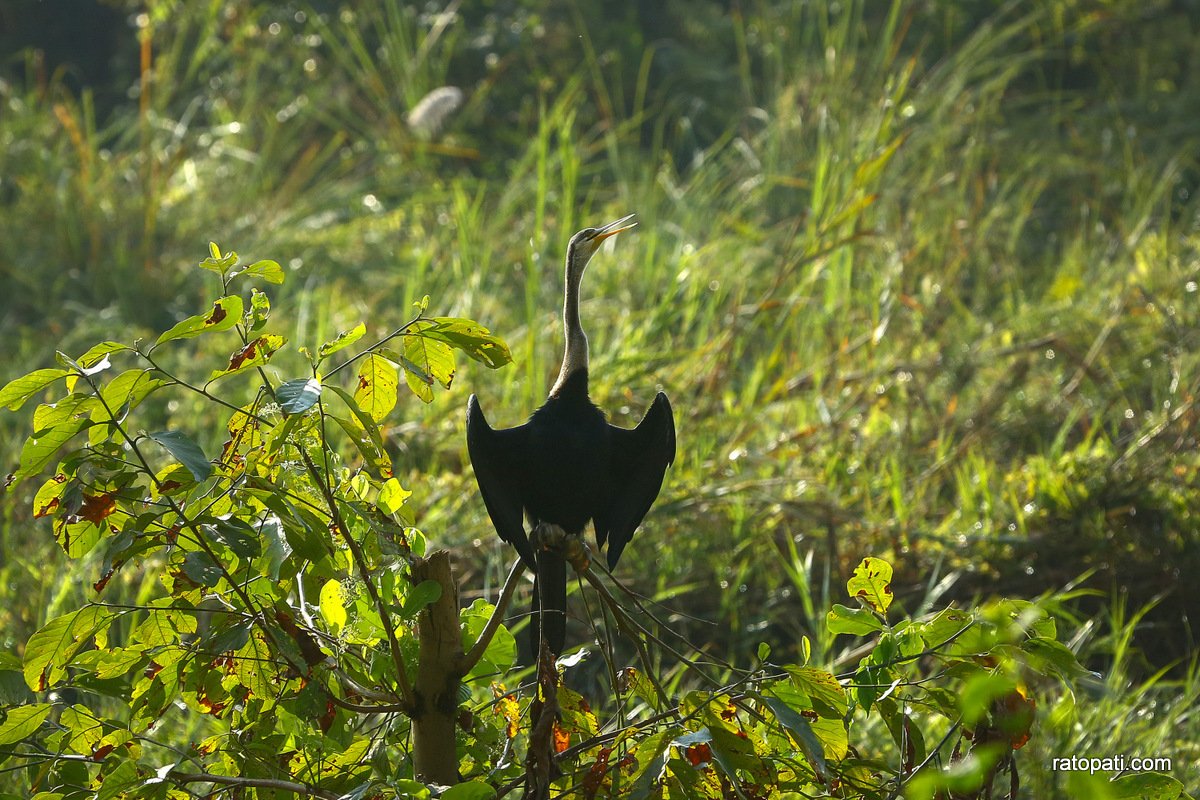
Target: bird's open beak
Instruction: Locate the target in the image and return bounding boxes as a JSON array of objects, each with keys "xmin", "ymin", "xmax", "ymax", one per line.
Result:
[{"xmin": 592, "ymin": 213, "xmax": 638, "ymax": 243}]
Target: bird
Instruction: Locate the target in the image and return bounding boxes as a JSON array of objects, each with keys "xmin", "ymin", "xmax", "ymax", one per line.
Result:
[{"xmin": 466, "ymin": 214, "xmax": 676, "ymax": 658}]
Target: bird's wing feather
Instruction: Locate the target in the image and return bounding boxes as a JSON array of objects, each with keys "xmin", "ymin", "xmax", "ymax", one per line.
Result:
[
  {"xmin": 597, "ymin": 392, "xmax": 676, "ymax": 569},
  {"xmin": 466, "ymin": 395, "xmax": 535, "ymax": 568}
]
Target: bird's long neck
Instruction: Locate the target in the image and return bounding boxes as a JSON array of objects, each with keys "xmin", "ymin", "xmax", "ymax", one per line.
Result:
[{"xmin": 550, "ymin": 245, "xmax": 588, "ymax": 397}]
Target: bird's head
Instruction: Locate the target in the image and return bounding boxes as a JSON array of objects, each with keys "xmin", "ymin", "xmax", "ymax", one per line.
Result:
[{"xmin": 566, "ymin": 213, "xmax": 637, "ymax": 274}]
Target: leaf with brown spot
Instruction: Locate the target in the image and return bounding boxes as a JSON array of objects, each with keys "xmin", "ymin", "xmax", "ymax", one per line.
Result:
[
  {"xmin": 847, "ymin": 556, "xmax": 894, "ymax": 615},
  {"xmin": 155, "ymin": 296, "xmax": 244, "ymax": 345},
  {"xmin": 685, "ymin": 742, "xmax": 713, "ymax": 766},
  {"xmin": 78, "ymin": 492, "xmax": 116, "ymax": 524},
  {"xmin": 553, "ymin": 721, "xmax": 570, "ymax": 753},
  {"xmin": 209, "ymin": 334, "xmax": 286, "ymax": 382}
]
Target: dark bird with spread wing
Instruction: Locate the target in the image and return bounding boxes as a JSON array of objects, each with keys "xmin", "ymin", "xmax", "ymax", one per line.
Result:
[{"xmin": 466, "ymin": 214, "xmax": 676, "ymax": 657}]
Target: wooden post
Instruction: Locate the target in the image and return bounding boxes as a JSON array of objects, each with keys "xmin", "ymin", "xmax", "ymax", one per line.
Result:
[{"xmin": 410, "ymin": 551, "xmax": 463, "ymax": 784}]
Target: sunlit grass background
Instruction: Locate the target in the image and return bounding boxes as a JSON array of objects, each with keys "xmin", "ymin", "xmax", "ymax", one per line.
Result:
[{"xmin": 2, "ymin": 0, "xmax": 1198, "ymax": 792}]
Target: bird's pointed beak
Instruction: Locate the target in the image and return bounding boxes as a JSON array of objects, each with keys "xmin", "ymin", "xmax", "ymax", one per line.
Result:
[{"xmin": 592, "ymin": 213, "xmax": 637, "ymax": 243}]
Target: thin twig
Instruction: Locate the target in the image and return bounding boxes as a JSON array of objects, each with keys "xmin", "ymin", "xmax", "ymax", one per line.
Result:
[{"xmin": 170, "ymin": 771, "xmax": 339, "ymax": 799}]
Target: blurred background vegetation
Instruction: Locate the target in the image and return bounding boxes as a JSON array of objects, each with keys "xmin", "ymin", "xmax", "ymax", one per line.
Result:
[{"xmin": 2, "ymin": 0, "xmax": 1199, "ymax": 790}]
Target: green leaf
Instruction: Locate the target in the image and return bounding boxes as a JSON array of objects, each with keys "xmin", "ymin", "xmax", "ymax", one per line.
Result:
[
  {"xmin": 182, "ymin": 551, "xmax": 223, "ymax": 587},
  {"xmin": 414, "ymin": 318, "xmax": 512, "ymax": 369},
  {"xmin": 96, "ymin": 757, "xmax": 141, "ymax": 800},
  {"xmin": 0, "ymin": 703, "xmax": 52, "ymax": 745},
  {"xmin": 0, "ymin": 368, "xmax": 70, "ymax": 411},
  {"xmin": 626, "ymin": 729, "xmax": 673, "ymax": 796},
  {"xmin": 846, "ymin": 556, "xmax": 893, "ymax": 615},
  {"xmin": 10, "ymin": 417, "xmax": 88, "ymax": 488},
  {"xmin": 318, "ymin": 323, "xmax": 366, "ymax": 359},
  {"xmin": 149, "ymin": 430, "xmax": 212, "ymax": 481},
  {"xmin": 353, "ymin": 354, "xmax": 398, "ymax": 422},
  {"xmin": 99, "ymin": 369, "xmax": 164, "ymax": 419},
  {"xmin": 441, "ymin": 781, "xmax": 496, "ymax": 800},
  {"xmin": 785, "ymin": 667, "xmax": 849, "ymax": 718},
  {"xmin": 759, "ymin": 694, "xmax": 829, "ymax": 783},
  {"xmin": 329, "ymin": 413, "xmax": 393, "ymax": 478},
  {"xmin": 235, "ymin": 259, "xmax": 284, "ymax": 284},
  {"xmin": 401, "ymin": 580, "xmax": 442, "ymax": 618},
  {"xmin": 400, "ymin": 332, "xmax": 456, "ymax": 402},
  {"xmin": 32, "ymin": 394, "xmax": 96, "ymax": 434},
  {"xmin": 155, "ymin": 296, "xmax": 244, "ymax": 345},
  {"xmin": 200, "ymin": 243, "xmax": 238, "ymax": 275},
  {"xmin": 1021, "ymin": 636, "xmax": 1094, "ymax": 680},
  {"xmin": 459, "ymin": 599, "xmax": 515, "ymax": 678},
  {"xmin": 76, "ymin": 341, "xmax": 129, "ymax": 370},
  {"xmin": 1110, "ymin": 772, "xmax": 1183, "ymax": 799},
  {"xmin": 826, "ymin": 603, "xmax": 884, "ymax": 635},
  {"xmin": 276, "ymin": 377, "xmax": 323, "ymax": 414},
  {"xmin": 378, "ymin": 477, "xmax": 412, "ymax": 514},
  {"xmin": 207, "ymin": 517, "xmax": 261, "ymax": 558},
  {"xmin": 918, "ymin": 608, "xmax": 975, "ymax": 650},
  {"xmin": 23, "ymin": 605, "xmax": 116, "ymax": 691}
]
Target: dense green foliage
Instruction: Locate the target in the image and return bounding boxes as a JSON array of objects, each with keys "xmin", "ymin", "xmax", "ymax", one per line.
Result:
[{"xmin": 2, "ymin": 0, "xmax": 1198, "ymax": 796}]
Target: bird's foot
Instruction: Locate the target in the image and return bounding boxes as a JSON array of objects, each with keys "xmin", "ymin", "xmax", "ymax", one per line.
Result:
[{"xmin": 531, "ymin": 523, "xmax": 591, "ymax": 574}]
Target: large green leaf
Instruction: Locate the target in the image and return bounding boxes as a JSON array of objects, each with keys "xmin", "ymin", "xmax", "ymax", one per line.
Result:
[
  {"xmin": 182, "ymin": 551, "xmax": 223, "ymax": 587},
  {"xmin": 23, "ymin": 605, "xmax": 117, "ymax": 691},
  {"xmin": 9, "ymin": 417, "xmax": 88, "ymax": 488},
  {"xmin": 76, "ymin": 341, "xmax": 130, "ymax": 370},
  {"xmin": 0, "ymin": 368, "xmax": 69, "ymax": 411},
  {"xmin": 826, "ymin": 603, "xmax": 883, "ymax": 635},
  {"xmin": 0, "ymin": 704, "xmax": 52, "ymax": 745},
  {"xmin": 235, "ymin": 259, "xmax": 284, "ymax": 284},
  {"xmin": 276, "ymin": 377, "xmax": 323, "ymax": 415},
  {"xmin": 759, "ymin": 694, "xmax": 829, "ymax": 783},
  {"xmin": 441, "ymin": 781, "xmax": 496, "ymax": 800},
  {"xmin": 149, "ymin": 430, "xmax": 212, "ymax": 481},
  {"xmin": 155, "ymin": 296, "xmax": 244, "ymax": 345},
  {"xmin": 400, "ymin": 579, "xmax": 442, "ymax": 619},
  {"xmin": 398, "ymin": 332, "xmax": 456, "ymax": 402},
  {"xmin": 414, "ymin": 318, "xmax": 512, "ymax": 369},
  {"xmin": 207, "ymin": 517, "xmax": 261, "ymax": 559},
  {"xmin": 353, "ymin": 354, "xmax": 398, "ymax": 422},
  {"xmin": 99, "ymin": 369, "xmax": 165, "ymax": 419},
  {"xmin": 327, "ymin": 384, "xmax": 392, "ymax": 477}
]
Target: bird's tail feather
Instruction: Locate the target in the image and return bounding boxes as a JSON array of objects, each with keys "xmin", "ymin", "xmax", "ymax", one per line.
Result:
[{"xmin": 531, "ymin": 548, "xmax": 567, "ymax": 660}]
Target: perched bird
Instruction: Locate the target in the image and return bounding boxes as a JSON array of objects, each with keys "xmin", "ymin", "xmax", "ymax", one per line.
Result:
[{"xmin": 466, "ymin": 214, "xmax": 676, "ymax": 657}]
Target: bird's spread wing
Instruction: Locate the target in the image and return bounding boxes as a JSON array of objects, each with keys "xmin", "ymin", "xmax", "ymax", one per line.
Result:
[
  {"xmin": 466, "ymin": 395, "xmax": 535, "ymax": 568},
  {"xmin": 596, "ymin": 392, "xmax": 676, "ymax": 569}
]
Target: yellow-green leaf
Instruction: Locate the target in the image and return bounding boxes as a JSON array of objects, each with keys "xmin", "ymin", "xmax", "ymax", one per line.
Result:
[
  {"xmin": 320, "ymin": 579, "xmax": 347, "ymax": 634},
  {"xmin": 0, "ymin": 368, "xmax": 69, "ymax": 411},
  {"xmin": 354, "ymin": 354, "xmax": 398, "ymax": 422},
  {"xmin": 847, "ymin": 556, "xmax": 893, "ymax": 615},
  {"xmin": 23, "ymin": 606, "xmax": 116, "ymax": 691},
  {"xmin": 378, "ymin": 477, "xmax": 412, "ymax": 514},
  {"xmin": 155, "ymin": 296, "xmax": 244, "ymax": 345},
  {"xmin": 0, "ymin": 704, "xmax": 52, "ymax": 745},
  {"xmin": 319, "ymin": 323, "xmax": 366, "ymax": 359}
]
